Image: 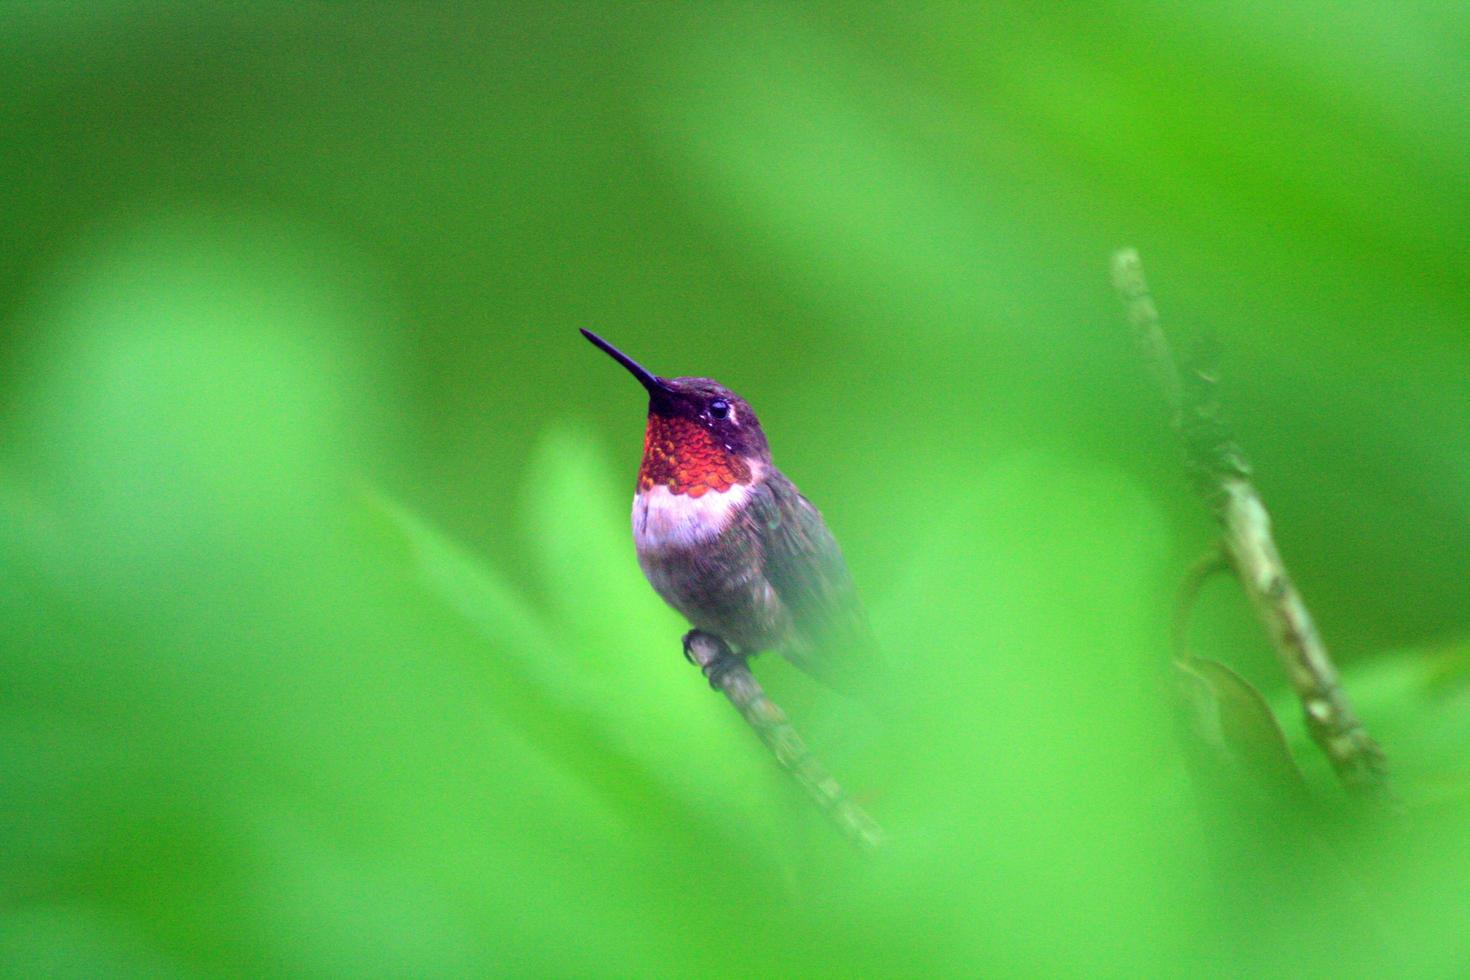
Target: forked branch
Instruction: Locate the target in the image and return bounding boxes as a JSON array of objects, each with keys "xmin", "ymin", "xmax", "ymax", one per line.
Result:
[{"xmin": 1111, "ymin": 249, "xmax": 1390, "ymax": 800}]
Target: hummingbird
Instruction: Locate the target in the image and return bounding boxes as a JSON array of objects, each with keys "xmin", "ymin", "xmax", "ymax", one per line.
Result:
[{"xmin": 581, "ymin": 328, "xmax": 879, "ymax": 692}]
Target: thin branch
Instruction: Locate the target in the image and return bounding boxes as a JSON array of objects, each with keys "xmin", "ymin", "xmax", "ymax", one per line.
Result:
[
  {"xmin": 1172, "ymin": 545, "xmax": 1230, "ymax": 664},
  {"xmin": 683, "ymin": 630, "xmax": 885, "ymax": 851},
  {"xmin": 1111, "ymin": 248, "xmax": 1390, "ymax": 800}
]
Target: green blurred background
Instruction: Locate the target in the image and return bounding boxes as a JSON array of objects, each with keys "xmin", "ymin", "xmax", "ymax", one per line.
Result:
[{"xmin": 4, "ymin": 3, "xmax": 1469, "ymax": 976}]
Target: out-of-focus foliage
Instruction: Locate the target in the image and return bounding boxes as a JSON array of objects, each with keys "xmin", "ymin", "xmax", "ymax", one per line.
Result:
[{"xmin": 3, "ymin": 3, "xmax": 1468, "ymax": 975}]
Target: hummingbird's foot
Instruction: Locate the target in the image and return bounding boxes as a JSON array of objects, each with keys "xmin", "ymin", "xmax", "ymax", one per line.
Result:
[
  {"xmin": 682, "ymin": 630, "xmax": 746, "ymax": 690},
  {"xmin": 681, "ymin": 630, "xmax": 705, "ymax": 665}
]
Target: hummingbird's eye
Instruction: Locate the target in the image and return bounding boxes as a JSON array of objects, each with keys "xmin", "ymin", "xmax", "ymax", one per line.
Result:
[{"xmin": 709, "ymin": 399, "xmax": 730, "ymax": 421}]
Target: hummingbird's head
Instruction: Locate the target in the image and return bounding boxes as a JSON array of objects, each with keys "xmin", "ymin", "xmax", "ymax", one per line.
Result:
[{"xmin": 581, "ymin": 329, "xmax": 771, "ymax": 498}]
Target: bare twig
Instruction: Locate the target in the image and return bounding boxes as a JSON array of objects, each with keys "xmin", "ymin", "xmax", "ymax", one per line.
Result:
[
  {"xmin": 683, "ymin": 630, "xmax": 885, "ymax": 850},
  {"xmin": 1111, "ymin": 248, "xmax": 1390, "ymax": 800}
]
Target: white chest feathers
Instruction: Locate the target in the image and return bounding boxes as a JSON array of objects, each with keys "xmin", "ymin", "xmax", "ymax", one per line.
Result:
[{"xmin": 633, "ymin": 482, "xmax": 751, "ymax": 553}]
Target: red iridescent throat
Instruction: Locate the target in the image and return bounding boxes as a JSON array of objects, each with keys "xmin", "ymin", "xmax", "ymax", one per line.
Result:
[{"xmin": 638, "ymin": 413, "xmax": 751, "ymax": 498}]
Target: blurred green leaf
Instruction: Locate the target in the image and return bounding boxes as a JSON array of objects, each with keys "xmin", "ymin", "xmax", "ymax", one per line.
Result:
[
  {"xmin": 1176, "ymin": 656, "xmax": 1310, "ymax": 805},
  {"xmin": 368, "ymin": 489, "xmax": 554, "ymax": 666},
  {"xmin": 520, "ymin": 422, "xmax": 685, "ymax": 661}
]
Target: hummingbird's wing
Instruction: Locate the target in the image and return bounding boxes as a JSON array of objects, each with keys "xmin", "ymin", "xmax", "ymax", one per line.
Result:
[{"xmin": 746, "ymin": 473, "xmax": 881, "ymax": 692}]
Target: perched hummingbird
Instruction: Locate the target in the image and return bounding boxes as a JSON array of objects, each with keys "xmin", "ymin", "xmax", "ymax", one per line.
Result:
[{"xmin": 581, "ymin": 328, "xmax": 878, "ymax": 692}]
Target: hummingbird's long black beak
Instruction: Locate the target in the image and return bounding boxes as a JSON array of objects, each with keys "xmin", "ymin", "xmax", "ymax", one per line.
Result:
[{"xmin": 580, "ymin": 329, "xmax": 668, "ymax": 395}]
